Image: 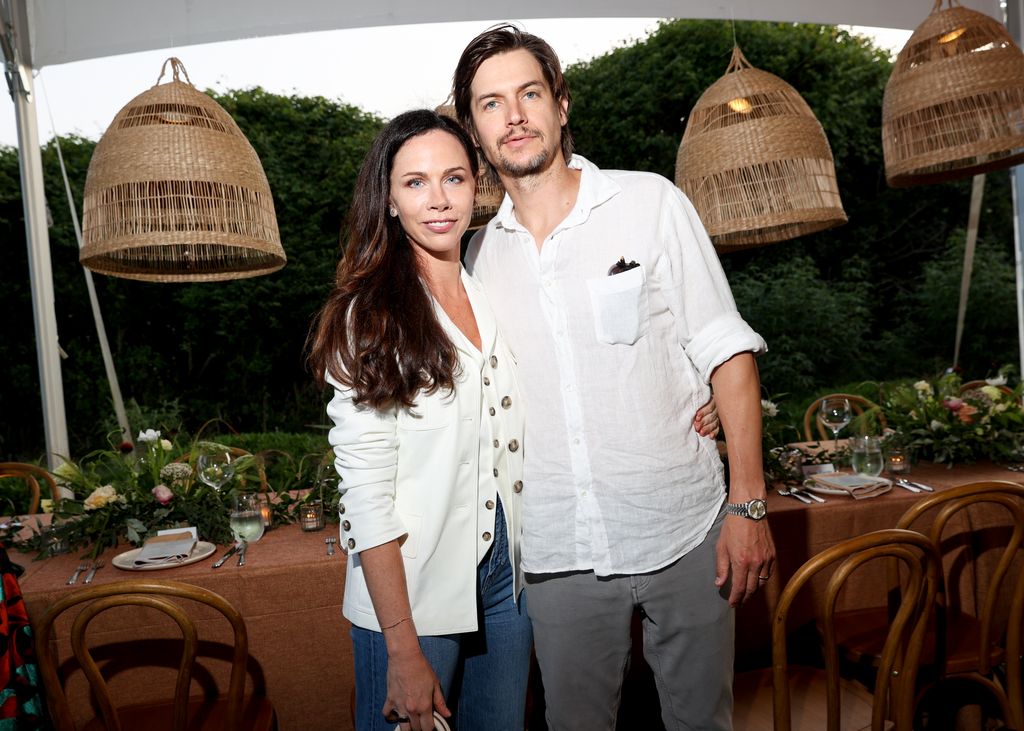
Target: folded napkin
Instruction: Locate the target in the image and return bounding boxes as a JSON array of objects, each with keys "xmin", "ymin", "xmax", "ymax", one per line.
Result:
[
  {"xmin": 809, "ymin": 472, "xmax": 892, "ymax": 499},
  {"xmin": 133, "ymin": 529, "xmax": 197, "ymax": 567}
]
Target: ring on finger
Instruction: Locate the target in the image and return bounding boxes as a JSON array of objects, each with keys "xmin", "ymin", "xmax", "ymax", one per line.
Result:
[
  {"xmin": 757, "ymin": 574, "xmax": 771, "ymax": 581},
  {"xmin": 384, "ymin": 709, "xmax": 410, "ymax": 724}
]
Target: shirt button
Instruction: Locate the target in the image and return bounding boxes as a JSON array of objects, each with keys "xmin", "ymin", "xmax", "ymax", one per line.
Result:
[
  {"xmin": 493, "ymin": 468, "xmax": 499, "ymax": 477},
  {"xmin": 483, "ymin": 377, "xmax": 490, "ymax": 386},
  {"xmin": 347, "ymin": 538, "xmax": 356, "ymax": 549},
  {"xmin": 513, "ymin": 480, "xmax": 523, "ymax": 493},
  {"xmin": 489, "ymin": 407, "xmax": 496, "ymax": 416},
  {"xmin": 490, "ymin": 355, "xmax": 498, "ymax": 368},
  {"xmin": 485, "ymin": 499, "xmax": 495, "ymax": 510},
  {"xmin": 342, "ymin": 520, "xmax": 351, "ymax": 531},
  {"xmin": 493, "ymin": 439, "xmax": 500, "ymax": 448},
  {"xmin": 501, "ymin": 396, "xmax": 512, "ymax": 409},
  {"xmin": 508, "ymin": 439, "xmax": 520, "ymax": 452},
  {"xmin": 338, "ymin": 503, "xmax": 345, "ymax": 515},
  {"xmin": 482, "ymin": 532, "xmax": 492, "ymax": 541}
]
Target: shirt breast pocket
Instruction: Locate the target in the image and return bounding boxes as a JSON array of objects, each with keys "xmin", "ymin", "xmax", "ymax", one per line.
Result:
[{"xmin": 585, "ymin": 266, "xmax": 649, "ymax": 346}]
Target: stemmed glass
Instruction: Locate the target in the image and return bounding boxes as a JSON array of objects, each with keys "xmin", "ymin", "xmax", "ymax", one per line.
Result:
[
  {"xmin": 818, "ymin": 397, "xmax": 853, "ymax": 452},
  {"xmin": 197, "ymin": 451, "xmax": 235, "ymax": 493},
  {"xmin": 229, "ymin": 493, "xmax": 264, "ymax": 544}
]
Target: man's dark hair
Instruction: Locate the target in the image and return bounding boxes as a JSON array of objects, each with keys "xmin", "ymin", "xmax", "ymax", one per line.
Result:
[{"xmin": 453, "ymin": 24, "xmax": 574, "ymax": 162}]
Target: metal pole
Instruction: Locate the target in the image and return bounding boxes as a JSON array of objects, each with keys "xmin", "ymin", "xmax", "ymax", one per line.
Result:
[
  {"xmin": 1008, "ymin": 0, "xmax": 1024, "ymax": 379},
  {"xmin": 2, "ymin": 0, "xmax": 69, "ymax": 466}
]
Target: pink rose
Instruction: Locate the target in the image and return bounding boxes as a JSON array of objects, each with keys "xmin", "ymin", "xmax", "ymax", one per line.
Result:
[
  {"xmin": 943, "ymin": 397, "xmax": 964, "ymax": 411},
  {"xmin": 151, "ymin": 484, "xmax": 173, "ymax": 505},
  {"xmin": 957, "ymin": 404, "xmax": 978, "ymax": 424}
]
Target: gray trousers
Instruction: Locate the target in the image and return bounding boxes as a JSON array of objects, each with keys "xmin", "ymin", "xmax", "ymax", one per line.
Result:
[{"xmin": 524, "ymin": 512, "xmax": 733, "ymax": 731}]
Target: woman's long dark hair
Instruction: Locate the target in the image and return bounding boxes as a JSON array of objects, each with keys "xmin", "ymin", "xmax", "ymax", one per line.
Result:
[{"xmin": 307, "ymin": 109, "xmax": 480, "ymax": 410}]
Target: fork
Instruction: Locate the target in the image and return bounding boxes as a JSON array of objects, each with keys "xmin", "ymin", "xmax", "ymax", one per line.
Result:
[
  {"xmin": 66, "ymin": 562, "xmax": 90, "ymax": 585},
  {"xmin": 83, "ymin": 559, "xmax": 105, "ymax": 584},
  {"xmin": 325, "ymin": 537, "xmax": 336, "ymax": 556},
  {"xmin": 777, "ymin": 488, "xmax": 812, "ymax": 504}
]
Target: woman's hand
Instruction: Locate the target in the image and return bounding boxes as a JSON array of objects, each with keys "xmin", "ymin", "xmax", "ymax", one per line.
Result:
[
  {"xmin": 384, "ymin": 647, "xmax": 450, "ymax": 730},
  {"xmin": 694, "ymin": 395, "xmax": 720, "ymax": 438}
]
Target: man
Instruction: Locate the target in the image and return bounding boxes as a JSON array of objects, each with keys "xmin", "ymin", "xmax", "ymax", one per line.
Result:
[{"xmin": 455, "ymin": 25, "xmax": 775, "ymax": 731}]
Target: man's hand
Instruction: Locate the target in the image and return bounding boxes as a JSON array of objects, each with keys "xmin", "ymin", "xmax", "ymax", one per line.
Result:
[
  {"xmin": 714, "ymin": 515, "xmax": 776, "ymax": 607},
  {"xmin": 694, "ymin": 396, "xmax": 720, "ymax": 438}
]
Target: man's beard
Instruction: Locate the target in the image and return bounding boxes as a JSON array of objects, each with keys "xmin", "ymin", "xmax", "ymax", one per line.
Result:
[{"xmin": 492, "ymin": 129, "xmax": 552, "ymax": 178}]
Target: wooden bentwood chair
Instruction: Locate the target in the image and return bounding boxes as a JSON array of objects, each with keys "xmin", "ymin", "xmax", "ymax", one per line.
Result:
[
  {"xmin": 34, "ymin": 579, "xmax": 276, "ymax": 731},
  {"xmin": 802, "ymin": 394, "xmax": 888, "ymax": 441},
  {"xmin": 733, "ymin": 529, "xmax": 940, "ymax": 731},
  {"xmin": 0, "ymin": 462, "xmax": 61, "ymax": 514},
  {"xmin": 832, "ymin": 481, "xmax": 1024, "ymax": 729}
]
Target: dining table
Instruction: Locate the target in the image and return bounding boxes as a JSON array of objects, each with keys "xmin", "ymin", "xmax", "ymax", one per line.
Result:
[
  {"xmin": 735, "ymin": 460, "xmax": 1024, "ymax": 665},
  {"xmin": 13, "ymin": 522, "xmax": 355, "ymax": 731}
]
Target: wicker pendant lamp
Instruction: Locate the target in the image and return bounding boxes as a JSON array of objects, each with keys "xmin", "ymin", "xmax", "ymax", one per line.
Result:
[
  {"xmin": 80, "ymin": 58, "xmax": 285, "ymax": 281},
  {"xmin": 436, "ymin": 104, "xmax": 505, "ymax": 229},
  {"xmin": 675, "ymin": 46, "xmax": 847, "ymax": 252},
  {"xmin": 882, "ymin": 0, "xmax": 1024, "ymax": 187}
]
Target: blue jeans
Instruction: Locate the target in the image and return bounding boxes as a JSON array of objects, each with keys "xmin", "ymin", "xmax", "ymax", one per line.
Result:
[{"xmin": 352, "ymin": 499, "xmax": 532, "ymax": 730}]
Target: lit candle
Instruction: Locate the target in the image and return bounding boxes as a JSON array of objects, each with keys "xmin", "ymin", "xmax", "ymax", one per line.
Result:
[
  {"xmin": 259, "ymin": 503, "xmax": 272, "ymax": 528},
  {"xmin": 300, "ymin": 500, "xmax": 324, "ymax": 531},
  {"xmin": 886, "ymin": 449, "xmax": 909, "ymax": 474}
]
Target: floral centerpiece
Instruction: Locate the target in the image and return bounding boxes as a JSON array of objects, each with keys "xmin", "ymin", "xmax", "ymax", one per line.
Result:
[
  {"xmin": 14, "ymin": 430, "xmax": 268, "ymax": 558},
  {"xmin": 881, "ymin": 373, "xmax": 1024, "ymax": 465}
]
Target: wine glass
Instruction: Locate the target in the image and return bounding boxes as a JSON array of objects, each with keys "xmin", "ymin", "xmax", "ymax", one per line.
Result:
[
  {"xmin": 197, "ymin": 451, "xmax": 235, "ymax": 493},
  {"xmin": 229, "ymin": 493, "xmax": 265, "ymax": 544},
  {"xmin": 818, "ymin": 397, "xmax": 852, "ymax": 452}
]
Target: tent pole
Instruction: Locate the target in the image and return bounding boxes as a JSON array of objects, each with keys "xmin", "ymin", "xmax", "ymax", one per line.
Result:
[
  {"xmin": 1009, "ymin": 0, "xmax": 1024, "ymax": 380},
  {"xmin": 2, "ymin": 0, "xmax": 69, "ymax": 467}
]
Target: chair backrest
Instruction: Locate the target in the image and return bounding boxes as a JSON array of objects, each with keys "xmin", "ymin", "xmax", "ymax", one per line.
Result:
[
  {"xmin": 0, "ymin": 462, "xmax": 60, "ymax": 514},
  {"xmin": 895, "ymin": 481, "xmax": 1024, "ymax": 678},
  {"xmin": 34, "ymin": 579, "xmax": 250, "ymax": 731},
  {"xmin": 772, "ymin": 528, "xmax": 940, "ymax": 731},
  {"xmin": 959, "ymin": 380, "xmax": 1013, "ymax": 396},
  {"xmin": 802, "ymin": 394, "xmax": 888, "ymax": 441}
]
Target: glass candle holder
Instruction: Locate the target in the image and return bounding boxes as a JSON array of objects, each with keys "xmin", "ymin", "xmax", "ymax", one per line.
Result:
[
  {"xmin": 259, "ymin": 500, "xmax": 273, "ymax": 529},
  {"xmin": 886, "ymin": 449, "xmax": 910, "ymax": 474},
  {"xmin": 300, "ymin": 500, "xmax": 325, "ymax": 531}
]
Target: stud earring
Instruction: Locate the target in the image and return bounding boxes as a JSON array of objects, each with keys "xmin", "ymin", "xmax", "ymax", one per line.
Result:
[{"xmin": 389, "ymin": 207, "xmax": 398, "ymax": 218}]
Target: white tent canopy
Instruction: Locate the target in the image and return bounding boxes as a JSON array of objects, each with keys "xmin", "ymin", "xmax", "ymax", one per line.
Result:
[{"xmin": 1, "ymin": 0, "xmax": 1020, "ymax": 465}]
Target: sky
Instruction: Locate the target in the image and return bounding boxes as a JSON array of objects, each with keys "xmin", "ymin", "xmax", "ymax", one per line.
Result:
[{"xmin": 0, "ymin": 18, "xmax": 911, "ymax": 149}]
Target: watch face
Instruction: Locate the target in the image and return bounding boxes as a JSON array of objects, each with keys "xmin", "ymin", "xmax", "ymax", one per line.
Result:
[{"xmin": 748, "ymin": 499, "xmax": 767, "ymax": 520}]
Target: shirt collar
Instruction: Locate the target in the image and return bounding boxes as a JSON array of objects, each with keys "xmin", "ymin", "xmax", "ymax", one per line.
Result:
[{"xmin": 493, "ymin": 154, "xmax": 622, "ymax": 234}]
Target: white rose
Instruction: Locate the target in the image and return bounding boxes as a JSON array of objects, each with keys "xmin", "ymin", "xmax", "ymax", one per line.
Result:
[
  {"xmin": 160, "ymin": 438, "xmax": 173, "ymax": 451},
  {"xmin": 914, "ymin": 381, "xmax": 933, "ymax": 397},
  {"xmin": 137, "ymin": 429, "xmax": 161, "ymax": 443},
  {"xmin": 930, "ymin": 420, "xmax": 945, "ymax": 432},
  {"xmin": 761, "ymin": 399, "xmax": 779, "ymax": 418},
  {"xmin": 84, "ymin": 485, "xmax": 118, "ymax": 510}
]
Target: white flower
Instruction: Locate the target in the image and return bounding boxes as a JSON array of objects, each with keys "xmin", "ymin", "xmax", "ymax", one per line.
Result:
[
  {"xmin": 160, "ymin": 438, "xmax": 173, "ymax": 451},
  {"xmin": 137, "ymin": 429, "xmax": 161, "ymax": 443},
  {"xmin": 930, "ymin": 419, "xmax": 945, "ymax": 432},
  {"xmin": 760, "ymin": 399, "xmax": 779, "ymax": 418},
  {"xmin": 914, "ymin": 381, "xmax": 933, "ymax": 397},
  {"xmin": 986, "ymin": 374, "xmax": 1008, "ymax": 387},
  {"xmin": 84, "ymin": 485, "xmax": 118, "ymax": 510}
]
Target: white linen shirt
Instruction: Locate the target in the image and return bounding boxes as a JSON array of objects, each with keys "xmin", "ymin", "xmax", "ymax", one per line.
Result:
[
  {"xmin": 326, "ymin": 268, "xmax": 524, "ymax": 635},
  {"xmin": 465, "ymin": 155, "xmax": 765, "ymax": 577}
]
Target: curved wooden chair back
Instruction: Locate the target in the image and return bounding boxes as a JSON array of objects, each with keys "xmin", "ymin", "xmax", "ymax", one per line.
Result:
[
  {"xmin": 0, "ymin": 462, "xmax": 60, "ymax": 514},
  {"xmin": 959, "ymin": 380, "xmax": 1013, "ymax": 396},
  {"xmin": 770, "ymin": 529, "xmax": 939, "ymax": 731},
  {"xmin": 894, "ymin": 480, "xmax": 1024, "ymax": 725},
  {"xmin": 34, "ymin": 579, "xmax": 268, "ymax": 731},
  {"xmin": 1006, "ymin": 564, "xmax": 1024, "ymax": 728},
  {"xmin": 802, "ymin": 394, "xmax": 888, "ymax": 441},
  {"xmin": 174, "ymin": 447, "xmax": 269, "ymax": 492}
]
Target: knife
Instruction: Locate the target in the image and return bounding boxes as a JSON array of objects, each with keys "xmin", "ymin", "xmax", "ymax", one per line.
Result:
[
  {"xmin": 894, "ymin": 479, "xmax": 921, "ymax": 493},
  {"xmin": 212, "ymin": 544, "xmax": 240, "ymax": 569},
  {"xmin": 236, "ymin": 542, "xmax": 248, "ymax": 567},
  {"xmin": 905, "ymin": 479, "xmax": 935, "ymax": 492}
]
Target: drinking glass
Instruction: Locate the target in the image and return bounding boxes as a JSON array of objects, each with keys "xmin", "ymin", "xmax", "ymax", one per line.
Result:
[
  {"xmin": 197, "ymin": 451, "xmax": 235, "ymax": 493},
  {"xmin": 230, "ymin": 493, "xmax": 265, "ymax": 543},
  {"xmin": 849, "ymin": 435, "xmax": 884, "ymax": 477},
  {"xmin": 819, "ymin": 397, "xmax": 853, "ymax": 451}
]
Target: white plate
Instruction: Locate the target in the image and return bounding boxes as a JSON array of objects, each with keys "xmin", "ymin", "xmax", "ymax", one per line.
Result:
[{"xmin": 112, "ymin": 541, "xmax": 217, "ymax": 571}]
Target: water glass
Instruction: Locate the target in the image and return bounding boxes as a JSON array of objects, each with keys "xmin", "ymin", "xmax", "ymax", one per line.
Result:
[
  {"xmin": 230, "ymin": 493, "xmax": 265, "ymax": 543},
  {"xmin": 849, "ymin": 435, "xmax": 884, "ymax": 477}
]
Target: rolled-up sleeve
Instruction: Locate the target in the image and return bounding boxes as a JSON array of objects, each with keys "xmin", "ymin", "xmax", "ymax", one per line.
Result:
[
  {"xmin": 325, "ymin": 371, "xmax": 406, "ymax": 554},
  {"xmin": 656, "ymin": 184, "xmax": 766, "ymax": 381}
]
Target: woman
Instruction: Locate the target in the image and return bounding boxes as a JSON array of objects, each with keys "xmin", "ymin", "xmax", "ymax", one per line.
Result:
[{"xmin": 308, "ymin": 110, "xmax": 530, "ymax": 731}]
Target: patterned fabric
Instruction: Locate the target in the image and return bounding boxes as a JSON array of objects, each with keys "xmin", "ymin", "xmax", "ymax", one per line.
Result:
[{"xmin": 0, "ymin": 548, "xmax": 44, "ymax": 729}]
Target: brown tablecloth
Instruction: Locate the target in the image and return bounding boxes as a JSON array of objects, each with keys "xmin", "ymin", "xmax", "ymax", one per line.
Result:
[
  {"xmin": 736, "ymin": 461, "xmax": 1024, "ymax": 665},
  {"xmin": 16, "ymin": 524, "xmax": 353, "ymax": 731}
]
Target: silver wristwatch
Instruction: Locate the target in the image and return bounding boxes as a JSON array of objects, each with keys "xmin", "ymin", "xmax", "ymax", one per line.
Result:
[{"xmin": 724, "ymin": 498, "xmax": 767, "ymax": 521}]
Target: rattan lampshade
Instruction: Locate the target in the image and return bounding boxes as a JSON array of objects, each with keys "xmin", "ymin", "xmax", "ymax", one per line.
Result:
[
  {"xmin": 882, "ymin": 0, "xmax": 1024, "ymax": 187},
  {"xmin": 675, "ymin": 46, "xmax": 847, "ymax": 252},
  {"xmin": 80, "ymin": 58, "xmax": 285, "ymax": 281},
  {"xmin": 436, "ymin": 104, "xmax": 505, "ymax": 229}
]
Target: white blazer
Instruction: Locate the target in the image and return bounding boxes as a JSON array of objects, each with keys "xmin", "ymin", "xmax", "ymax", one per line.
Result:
[{"xmin": 326, "ymin": 270, "xmax": 525, "ymax": 635}]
